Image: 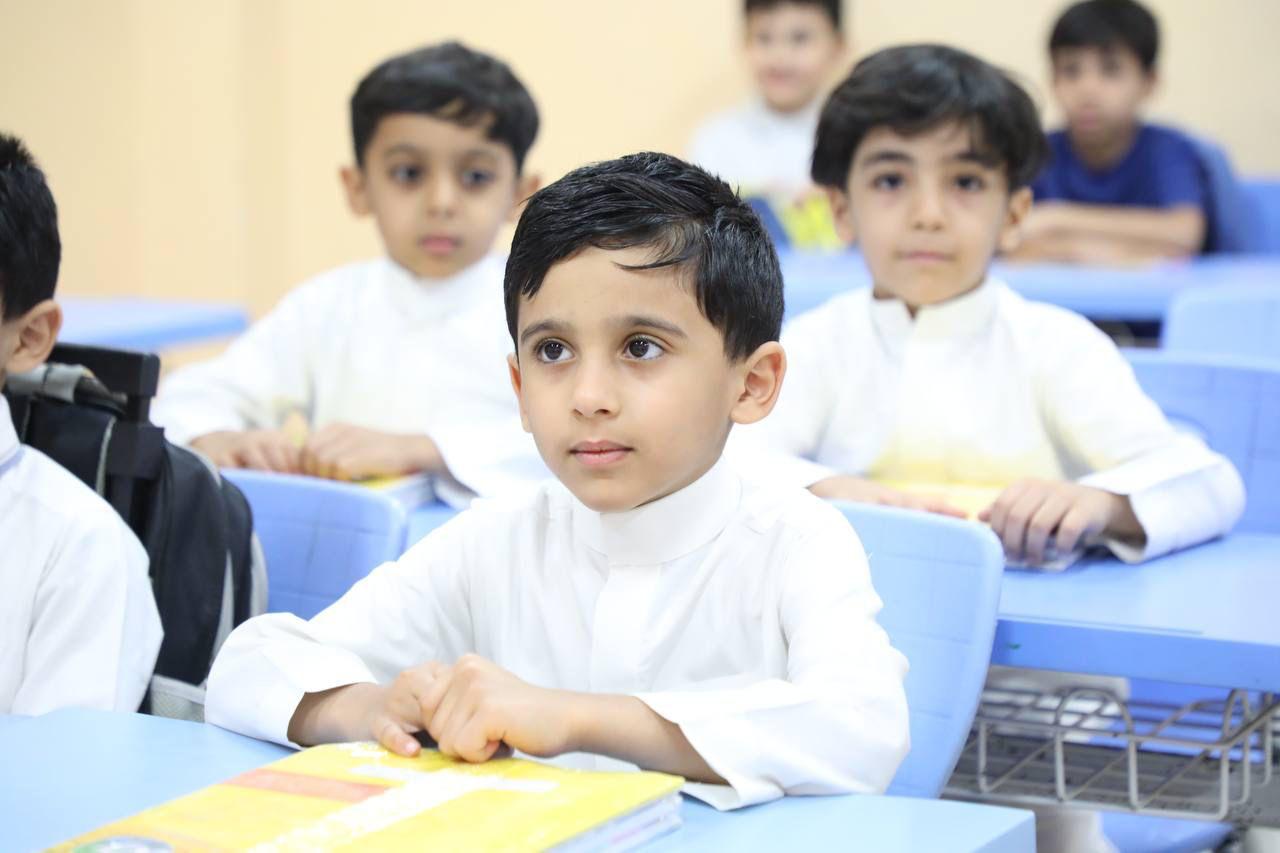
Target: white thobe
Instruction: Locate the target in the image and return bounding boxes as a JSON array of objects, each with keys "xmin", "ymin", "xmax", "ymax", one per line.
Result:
[
  {"xmin": 735, "ymin": 280, "xmax": 1245, "ymax": 561},
  {"xmin": 205, "ymin": 458, "xmax": 910, "ymax": 809},
  {"xmin": 0, "ymin": 396, "xmax": 162, "ymax": 714},
  {"xmin": 689, "ymin": 98, "xmax": 822, "ymax": 196},
  {"xmin": 150, "ymin": 255, "xmax": 548, "ymax": 507}
]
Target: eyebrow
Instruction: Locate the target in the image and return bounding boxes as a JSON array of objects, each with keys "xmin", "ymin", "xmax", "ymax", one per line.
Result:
[
  {"xmin": 859, "ymin": 148, "xmax": 999, "ymax": 169},
  {"xmin": 380, "ymin": 144, "xmax": 500, "ymax": 162},
  {"xmin": 516, "ymin": 314, "xmax": 689, "ymax": 347}
]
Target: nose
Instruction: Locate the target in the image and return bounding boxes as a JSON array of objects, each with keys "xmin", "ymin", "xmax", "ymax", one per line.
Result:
[
  {"xmin": 570, "ymin": 358, "xmax": 618, "ymax": 419},
  {"xmin": 424, "ymin": 173, "xmax": 459, "ymax": 218},
  {"xmin": 909, "ymin": 182, "xmax": 946, "ymax": 232}
]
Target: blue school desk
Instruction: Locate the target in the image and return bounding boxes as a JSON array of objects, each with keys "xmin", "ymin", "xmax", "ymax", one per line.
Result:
[
  {"xmin": 992, "ymin": 532, "xmax": 1280, "ymax": 691},
  {"xmin": 778, "ymin": 250, "xmax": 1280, "ymax": 324},
  {"xmin": 0, "ymin": 708, "xmax": 1036, "ymax": 853},
  {"xmin": 58, "ymin": 296, "xmax": 249, "ymax": 351}
]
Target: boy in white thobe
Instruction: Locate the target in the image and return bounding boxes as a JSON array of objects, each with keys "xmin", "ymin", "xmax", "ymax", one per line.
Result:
[
  {"xmin": 0, "ymin": 134, "xmax": 162, "ymax": 714},
  {"xmin": 206, "ymin": 152, "xmax": 910, "ymax": 809},
  {"xmin": 152, "ymin": 42, "xmax": 547, "ymax": 506},
  {"xmin": 737, "ymin": 45, "xmax": 1243, "ymax": 852}
]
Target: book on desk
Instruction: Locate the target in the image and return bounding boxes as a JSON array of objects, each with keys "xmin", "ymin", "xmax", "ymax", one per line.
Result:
[{"xmin": 55, "ymin": 741, "xmax": 683, "ymax": 852}]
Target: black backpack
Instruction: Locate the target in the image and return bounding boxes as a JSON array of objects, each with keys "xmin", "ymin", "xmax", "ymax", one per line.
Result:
[{"xmin": 4, "ymin": 343, "xmax": 266, "ymax": 720}]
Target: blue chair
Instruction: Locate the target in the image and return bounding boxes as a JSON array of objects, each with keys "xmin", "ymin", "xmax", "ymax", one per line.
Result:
[
  {"xmin": 1125, "ymin": 349, "xmax": 1280, "ymax": 534},
  {"xmin": 1163, "ymin": 284, "xmax": 1280, "ymax": 364},
  {"xmin": 1243, "ymin": 179, "xmax": 1280, "ymax": 253},
  {"xmin": 831, "ymin": 502, "xmax": 1005, "ymax": 797},
  {"xmin": 224, "ymin": 471, "xmax": 413, "ymax": 618}
]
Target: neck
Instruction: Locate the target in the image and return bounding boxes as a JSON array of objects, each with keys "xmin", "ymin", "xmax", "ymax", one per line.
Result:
[{"xmin": 1071, "ymin": 122, "xmax": 1140, "ymax": 171}]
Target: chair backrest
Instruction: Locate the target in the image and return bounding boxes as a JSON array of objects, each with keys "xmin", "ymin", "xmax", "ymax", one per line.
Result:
[
  {"xmin": 1242, "ymin": 179, "xmax": 1280, "ymax": 253},
  {"xmin": 1163, "ymin": 284, "xmax": 1280, "ymax": 364},
  {"xmin": 1124, "ymin": 349, "xmax": 1280, "ymax": 534},
  {"xmin": 223, "ymin": 470, "xmax": 409, "ymax": 618},
  {"xmin": 832, "ymin": 502, "xmax": 1005, "ymax": 798},
  {"xmin": 1191, "ymin": 138, "xmax": 1266, "ymax": 254}
]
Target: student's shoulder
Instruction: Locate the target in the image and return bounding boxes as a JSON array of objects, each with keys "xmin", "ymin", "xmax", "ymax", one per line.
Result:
[
  {"xmin": 783, "ymin": 287, "xmax": 873, "ymax": 344},
  {"xmin": 5, "ymin": 447, "xmax": 145, "ymax": 556},
  {"xmin": 991, "ymin": 281, "xmax": 1118, "ymax": 358},
  {"xmin": 1139, "ymin": 123, "xmax": 1200, "ymax": 157},
  {"xmin": 735, "ymin": 468, "xmax": 862, "ymax": 550}
]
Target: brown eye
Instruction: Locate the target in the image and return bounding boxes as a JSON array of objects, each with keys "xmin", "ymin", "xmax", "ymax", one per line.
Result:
[
  {"xmin": 625, "ymin": 338, "xmax": 663, "ymax": 360},
  {"xmin": 537, "ymin": 341, "xmax": 569, "ymax": 363}
]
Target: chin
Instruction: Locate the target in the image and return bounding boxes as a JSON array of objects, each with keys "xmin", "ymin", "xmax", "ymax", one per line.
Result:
[{"xmin": 563, "ymin": 478, "xmax": 648, "ymax": 514}]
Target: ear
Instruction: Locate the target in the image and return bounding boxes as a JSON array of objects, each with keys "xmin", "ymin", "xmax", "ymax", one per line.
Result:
[
  {"xmin": 997, "ymin": 187, "xmax": 1034, "ymax": 255},
  {"xmin": 509, "ymin": 173, "xmax": 542, "ymax": 223},
  {"xmin": 507, "ymin": 353, "xmax": 532, "ymax": 433},
  {"xmin": 825, "ymin": 185, "xmax": 857, "ymax": 245},
  {"xmin": 340, "ymin": 165, "xmax": 371, "ymax": 217},
  {"xmin": 5, "ymin": 299, "xmax": 62, "ymax": 375},
  {"xmin": 729, "ymin": 341, "xmax": 786, "ymax": 426},
  {"xmin": 1140, "ymin": 67, "xmax": 1159, "ymax": 101}
]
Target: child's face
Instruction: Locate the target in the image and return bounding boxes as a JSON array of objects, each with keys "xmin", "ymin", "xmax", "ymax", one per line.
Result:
[
  {"xmin": 508, "ymin": 245, "xmax": 780, "ymax": 513},
  {"xmin": 342, "ymin": 113, "xmax": 534, "ymax": 280},
  {"xmin": 831, "ymin": 122, "xmax": 1031, "ymax": 311},
  {"xmin": 1051, "ymin": 46, "xmax": 1154, "ymax": 146},
  {"xmin": 745, "ymin": 4, "xmax": 844, "ymax": 113}
]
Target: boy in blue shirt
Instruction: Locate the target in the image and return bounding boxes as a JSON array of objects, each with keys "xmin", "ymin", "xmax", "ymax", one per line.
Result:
[
  {"xmin": 152, "ymin": 43, "xmax": 544, "ymax": 505},
  {"xmin": 1015, "ymin": 0, "xmax": 1208, "ymax": 264}
]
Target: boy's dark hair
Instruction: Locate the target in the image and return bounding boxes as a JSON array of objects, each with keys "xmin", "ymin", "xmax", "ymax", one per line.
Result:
[
  {"xmin": 505, "ymin": 152, "xmax": 783, "ymax": 361},
  {"xmin": 811, "ymin": 44, "xmax": 1048, "ymax": 191},
  {"xmin": 350, "ymin": 41, "xmax": 539, "ymax": 171},
  {"xmin": 0, "ymin": 133, "xmax": 60, "ymax": 320},
  {"xmin": 744, "ymin": 0, "xmax": 842, "ymax": 31},
  {"xmin": 1049, "ymin": 0, "xmax": 1159, "ymax": 71}
]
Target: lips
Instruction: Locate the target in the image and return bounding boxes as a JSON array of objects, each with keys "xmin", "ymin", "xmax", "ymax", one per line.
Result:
[
  {"xmin": 419, "ymin": 235, "xmax": 461, "ymax": 256},
  {"xmin": 570, "ymin": 440, "xmax": 633, "ymax": 468},
  {"xmin": 900, "ymin": 250, "xmax": 953, "ymax": 262}
]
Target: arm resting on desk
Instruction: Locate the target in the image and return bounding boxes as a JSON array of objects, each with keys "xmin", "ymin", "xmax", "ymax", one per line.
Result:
[{"xmin": 1010, "ymin": 202, "xmax": 1205, "ymax": 263}]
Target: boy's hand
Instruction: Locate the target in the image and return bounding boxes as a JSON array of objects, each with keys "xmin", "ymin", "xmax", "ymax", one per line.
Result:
[
  {"xmin": 299, "ymin": 423, "xmax": 442, "ymax": 481},
  {"xmin": 370, "ymin": 655, "xmax": 576, "ymax": 763},
  {"xmin": 979, "ymin": 478, "xmax": 1143, "ymax": 565},
  {"xmin": 190, "ymin": 429, "xmax": 302, "ymax": 473},
  {"xmin": 810, "ymin": 475, "xmax": 968, "ymax": 518}
]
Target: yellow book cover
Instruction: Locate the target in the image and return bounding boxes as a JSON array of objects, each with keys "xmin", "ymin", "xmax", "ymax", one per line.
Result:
[{"xmin": 56, "ymin": 743, "xmax": 684, "ymax": 852}]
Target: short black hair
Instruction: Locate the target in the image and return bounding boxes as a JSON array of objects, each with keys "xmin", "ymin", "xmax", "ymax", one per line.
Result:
[
  {"xmin": 350, "ymin": 41, "xmax": 539, "ymax": 171},
  {"xmin": 505, "ymin": 152, "xmax": 783, "ymax": 361},
  {"xmin": 812, "ymin": 44, "xmax": 1048, "ymax": 191},
  {"xmin": 744, "ymin": 0, "xmax": 842, "ymax": 32},
  {"xmin": 1049, "ymin": 0, "xmax": 1159, "ymax": 71},
  {"xmin": 0, "ymin": 133, "xmax": 60, "ymax": 321}
]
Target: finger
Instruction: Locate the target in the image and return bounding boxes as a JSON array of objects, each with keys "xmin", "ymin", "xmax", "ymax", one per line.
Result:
[
  {"xmin": 1024, "ymin": 493, "xmax": 1072, "ymax": 566},
  {"xmin": 426, "ymin": 679, "xmax": 463, "ymax": 750},
  {"xmin": 999, "ymin": 487, "xmax": 1045, "ymax": 562},
  {"xmin": 452, "ymin": 708, "xmax": 503, "ymax": 763},
  {"xmin": 920, "ymin": 496, "xmax": 969, "ymax": 518},
  {"xmin": 238, "ymin": 442, "xmax": 275, "ymax": 472},
  {"xmin": 984, "ymin": 480, "xmax": 1028, "ymax": 533},
  {"xmin": 372, "ymin": 714, "xmax": 421, "ymax": 757},
  {"xmin": 1055, "ymin": 504, "xmax": 1097, "ymax": 555},
  {"xmin": 263, "ymin": 439, "xmax": 301, "ymax": 474}
]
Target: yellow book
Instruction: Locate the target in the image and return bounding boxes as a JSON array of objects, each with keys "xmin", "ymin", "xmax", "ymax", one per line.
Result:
[{"xmin": 58, "ymin": 743, "xmax": 684, "ymax": 852}]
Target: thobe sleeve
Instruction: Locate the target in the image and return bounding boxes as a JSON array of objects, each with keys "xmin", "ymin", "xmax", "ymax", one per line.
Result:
[
  {"xmin": 1037, "ymin": 316, "xmax": 1244, "ymax": 561},
  {"xmin": 205, "ymin": 513, "xmax": 479, "ymax": 746},
  {"xmin": 14, "ymin": 512, "xmax": 160, "ymax": 715},
  {"xmin": 635, "ymin": 509, "xmax": 910, "ymax": 809},
  {"xmin": 150, "ymin": 281, "xmax": 326, "ymax": 445},
  {"xmin": 729, "ymin": 309, "xmax": 841, "ymax": 489}
]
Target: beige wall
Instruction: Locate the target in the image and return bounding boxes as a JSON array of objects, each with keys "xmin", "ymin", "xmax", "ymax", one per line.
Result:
[{"xmin": 2, "ymin": 0, "xmax": 1277, "ymax": 313}]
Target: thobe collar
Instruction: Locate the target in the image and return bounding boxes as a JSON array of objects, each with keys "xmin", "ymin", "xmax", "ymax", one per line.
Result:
[
  {"xmin": 0, "ymin": 395, "xmax": 21, "ymax": 474},
  {"xmin": 573, "ymin": 456, "xmax": 742, "ymax": 566},
  {"xmin": 868, "ymin": 278, "xmax": 1002, "ymax": 358},
  {"xmin": 379, "ymin": 254, "xmax": 500, "ymax": 326},
  {"xmin": 746, "ymin": 95, "xmax": 822, "ymax": 132}
]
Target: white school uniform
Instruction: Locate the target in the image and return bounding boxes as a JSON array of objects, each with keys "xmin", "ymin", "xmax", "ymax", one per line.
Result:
[
  {"xmin": 151, "ymin": 255, "xmax": 548, "ymax": 507},
  {"xmin": 735, "ymin": 280, "xmax": 1245, "ymax": 560},
  {"xmin": 688, "ymin": 98, "xmax": 821, "ymax": 196},
  {"xmin": 205, "ymin": 458, "xmax": 910, "ymax": 810},
  {"xmin": 0, "ymin": 396, "xmax": 162, "ymax": 714}
]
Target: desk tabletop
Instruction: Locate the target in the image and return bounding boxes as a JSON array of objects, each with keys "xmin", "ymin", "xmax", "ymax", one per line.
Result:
[
  {"xmin": 778, "ymin": 251, "xmax": 1280, "ymax": 323},
  {"xmin": 59, "ymin": 296, "xmax": 249, "ymax": 351},
  {"xmin": 993, "ymin": 533, "xmax": 1280, "ymax": 690},
  {"xmin": 0, "ymin": 708, "xmax": 1034, "ymax": 852}
]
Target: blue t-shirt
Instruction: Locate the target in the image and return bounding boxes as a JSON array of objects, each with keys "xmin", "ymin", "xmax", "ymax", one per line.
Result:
[{"xmin": 1032, "ymin": 124, "xmax": 1208, "ymax": 213}]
